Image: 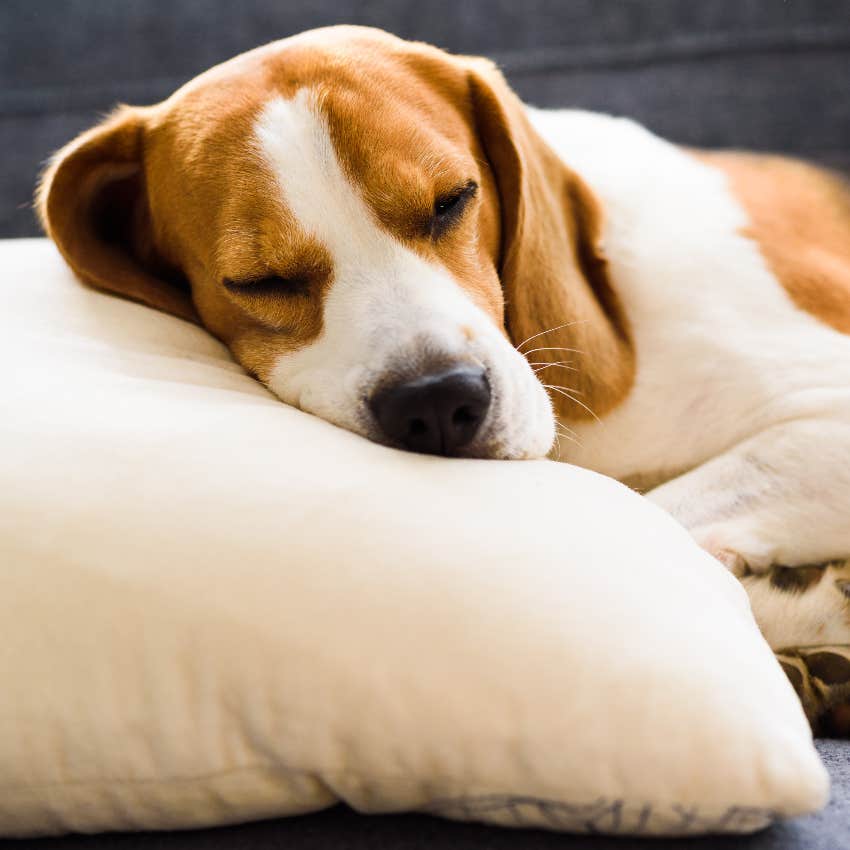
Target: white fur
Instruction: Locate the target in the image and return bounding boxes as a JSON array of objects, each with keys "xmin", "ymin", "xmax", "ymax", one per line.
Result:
[
  {"xmin": 529, "ymin": 108, "xmax": 850, "ymax": 598},
  {"xmin": 254, "ymin": 91, "xmax": 554, "ymax": 458},
  {"xmin": 744, "ymin": 565, "xmax": 850, "ymax": 649}
]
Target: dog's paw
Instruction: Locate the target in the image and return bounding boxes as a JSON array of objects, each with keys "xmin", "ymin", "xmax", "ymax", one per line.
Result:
[
  {"xmin": 776, "ymin": 644, "xmax": 850, "ymax": 736},
  {"xmin": 691, "ymin": 525, "xmax": 777, "ymax": 577}
]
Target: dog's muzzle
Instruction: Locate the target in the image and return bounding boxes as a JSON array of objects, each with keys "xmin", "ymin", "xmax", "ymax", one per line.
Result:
[{"xmin": 369, "ymin": 366, "xmax": 491, "ymax": 456}]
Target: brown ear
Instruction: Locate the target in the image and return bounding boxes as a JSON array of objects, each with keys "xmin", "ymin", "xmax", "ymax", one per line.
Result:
[
  {"xmin": 37, "ymin": 106, "xmax": 198, "ymax": 323},
  {"xmin": 466, "ymin": 61, "xmax": 634, "ymax": 419}
]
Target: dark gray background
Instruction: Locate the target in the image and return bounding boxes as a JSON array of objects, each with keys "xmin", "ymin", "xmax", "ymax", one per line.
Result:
[
  {"xmin": 2, "ymin": 0, "xmax": 850, "ymax": 237},
  {"xmin": 2, "ymin": 2, "xmax": 849, "ymax": 848}
]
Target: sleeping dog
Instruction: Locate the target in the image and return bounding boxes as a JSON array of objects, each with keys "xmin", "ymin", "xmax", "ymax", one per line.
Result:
[{"xmin": 38, "ymin": 26, "xmax": 850, "ymax": 729}]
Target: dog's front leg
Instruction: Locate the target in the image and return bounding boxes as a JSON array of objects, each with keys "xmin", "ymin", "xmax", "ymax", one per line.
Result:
[{"xmin": 645, "ymin": 417, "xmax": 850, "ymax": 577}]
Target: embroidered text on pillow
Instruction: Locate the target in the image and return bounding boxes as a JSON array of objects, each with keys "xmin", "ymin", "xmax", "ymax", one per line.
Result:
[{"xmin": 428, "ymin": 796, "xmax": 777, "ymax": 835}]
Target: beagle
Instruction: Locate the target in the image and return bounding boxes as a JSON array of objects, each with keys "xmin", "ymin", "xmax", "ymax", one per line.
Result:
[{"xmin": 38, "ymin": 26, "xmax": 850, "ymax": 726}]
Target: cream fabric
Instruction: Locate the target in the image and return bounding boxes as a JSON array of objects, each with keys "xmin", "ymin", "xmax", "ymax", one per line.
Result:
[{"xmin": 0, "ymin": 239, "xmax": 828, "ymax": 837}]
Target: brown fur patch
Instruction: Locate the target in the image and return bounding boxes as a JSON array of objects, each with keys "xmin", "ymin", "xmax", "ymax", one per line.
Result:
[
  {"xmin": 807, "ymin": 651, "xmax": 850, "ymax": 685},
  {"xmin": 698, "ymin": 151, "xmax": 850, "ymax": 335},
  {"xmin": 466, "ymin": 61, "xmax": 635, "ymax": 422},
  {"xmin": 769, "ymin": 564, "xmax": 827, "ymax": 594}
]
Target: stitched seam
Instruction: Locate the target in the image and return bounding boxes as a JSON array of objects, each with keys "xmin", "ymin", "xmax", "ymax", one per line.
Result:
[{"xmin": 0, "ymin": 762, "xmax": 317, "ymax": 793}]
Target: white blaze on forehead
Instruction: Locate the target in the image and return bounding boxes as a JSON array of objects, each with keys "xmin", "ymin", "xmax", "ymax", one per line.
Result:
[{"xmin": 255, "ymin": 90, "xmax": 392, "ymax": 269}]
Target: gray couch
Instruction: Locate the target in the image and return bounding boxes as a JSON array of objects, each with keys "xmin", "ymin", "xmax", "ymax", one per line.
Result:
[
  {"xmin": 3, "ymin": 0, "xmax": 850, "ymax": 239},
  {"xmin": 1, "ymin": 1, "xmax": 848, "ymax": 848}
]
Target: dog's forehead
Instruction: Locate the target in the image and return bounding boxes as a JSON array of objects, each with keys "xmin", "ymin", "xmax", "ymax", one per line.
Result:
[
  {"xmin": 154, "ymin": 31, "xmax": 479, "ymax": 270},
  {"xmin": 167, "ymin": 28, "xmax": 470, "ymax": 145},
  {"xmin": 155, "ymin": 28, "xmax": 478, "ymax": 266}
]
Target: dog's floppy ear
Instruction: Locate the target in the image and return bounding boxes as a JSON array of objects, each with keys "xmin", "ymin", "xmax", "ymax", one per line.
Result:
[
  {"xmin": 465, "ymin": 60, "xmax": 634, "ymax": 418},
  {"xmin": 37, "ymin": 106, "xmax": 198, "ymax": 322}
]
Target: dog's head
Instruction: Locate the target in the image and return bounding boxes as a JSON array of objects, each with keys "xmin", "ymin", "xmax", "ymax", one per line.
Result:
[{"xmin": 38, "ymin": 26, "xmax": 632, "ymax": 459}]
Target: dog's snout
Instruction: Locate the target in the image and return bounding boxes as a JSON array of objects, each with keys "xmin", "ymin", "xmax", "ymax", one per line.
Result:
[{"xmin": 370, "ymin": 367, "xmax": 491, "ymax": 456}]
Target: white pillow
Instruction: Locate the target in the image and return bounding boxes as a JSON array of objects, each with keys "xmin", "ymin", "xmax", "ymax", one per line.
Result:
[{"xmin": 0, "ymin": 238, "xmax": 828, "ymax": 838}]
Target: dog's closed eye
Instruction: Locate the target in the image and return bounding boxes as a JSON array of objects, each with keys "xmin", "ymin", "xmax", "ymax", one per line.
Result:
[
  {"xmin": 430, "ymin": 180, "xmax": 478, "ymax": 239},
  {"xmin": 223, "ymin": 274, "xmax": 312, "ymax": 297}
]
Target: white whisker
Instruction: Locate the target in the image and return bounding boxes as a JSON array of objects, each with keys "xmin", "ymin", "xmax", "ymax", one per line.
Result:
[
  {"xmin": 542, "ymin": 383, "xmax": 584, "ymax": 397},
  {"xmin": 522, "ymin": 346, "xmax": 585, "ymax": 358},
  {"xmin": 553, "ymin": 411, "xmax": 583, "ymax": 451},
  {"xmin": 515, "ymin": 320, "xmax": 589, "ymax": 352},
  {"xmin": 555, "ymin": 424, "xmax": 582, "ymax": 450},
  {"xmin": 554, "ymin": 428, "xmax": 580, "ymax": 448},
  {"xmin": 551, "ymin": 429, "xmax": 563, "ymax": 460},
  {"xmin": 543, "ymin": 385, "xmax": 601, "ymax": 423},
  {"xmin": 532, "ymin": 363, "xmax": 579, "ymax": 374}
]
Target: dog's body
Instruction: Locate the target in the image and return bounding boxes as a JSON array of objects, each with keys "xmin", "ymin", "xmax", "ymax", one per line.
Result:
[
  {"xmin": 38, "ymin": 27, "xmax": 850, "ymax": 727},
  {"xmin": 529, "ymin": 108, "xmax": 850, "ymax": 569}
]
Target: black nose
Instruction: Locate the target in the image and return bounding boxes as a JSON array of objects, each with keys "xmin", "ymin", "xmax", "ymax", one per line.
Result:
[{"xmin": 369, "ymin": 367, "xmax": 491, "ymax": 456}]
